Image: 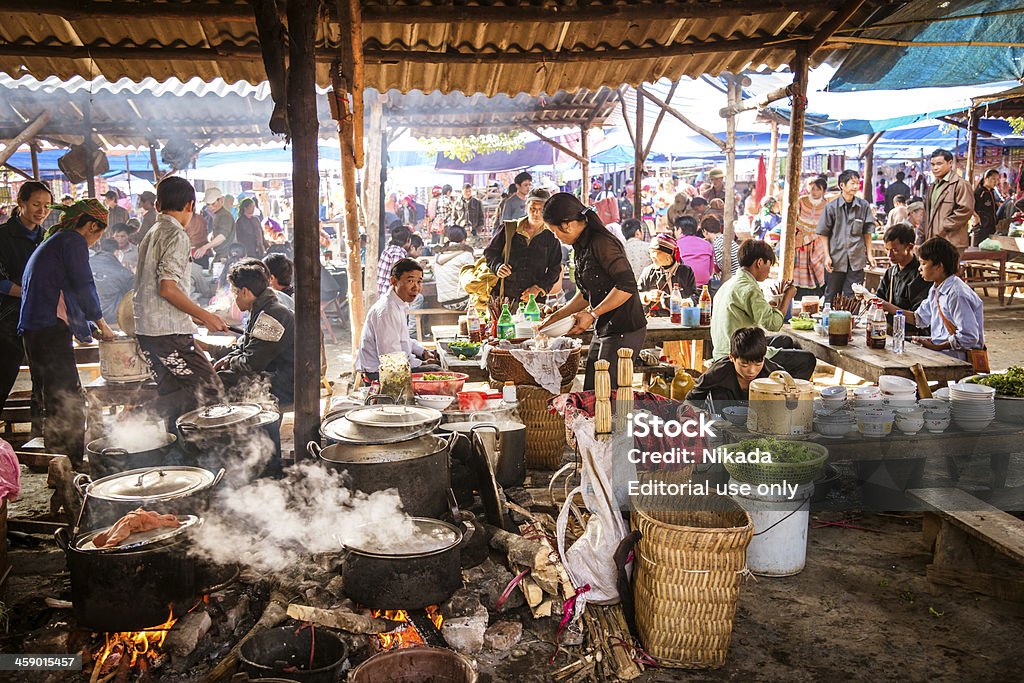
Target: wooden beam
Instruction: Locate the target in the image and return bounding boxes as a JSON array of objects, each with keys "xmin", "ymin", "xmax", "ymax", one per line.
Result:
[
  {"xmin": 362, "ymin": 93, "xmax": 385, "ymax": 319},
  {"xmin": 965, "ymin": 108, "xmax": 980, "ymax": 187},
  {"xmin": 580, "ymin": 124, "xmax": 590, "ymax": 203},
  {"xmin": 937, "ymin": 116, "xmax": 993, "ymax": 138},
  {"xmin": 0, "ymin": 33, "xmax": 810, "ymax": 65},
  {"xmin": 718, "ymin": 84, "xmax": 795, "ymax": 118},
  {"xmin": 0, "ymin": 0, "xmax": 841, "ymax": 22},
  {"xmin": 149, "ymin": 143, "xmax": 163, "ymax": 181},
  {"xmin": 0, "ymin": 112, "xmax": 51, "ymax": 166},
  {"xmin": 83, "ymin": 99, "xmax": 96, "ymax": 198},
  {"xmin": 633, "ymin": 89, "xmax": 644, "ymax": 220},
  {"xmin": 780, "ymin": 48, "xmax": 809, "ymax": 283},
  {"xmin": 617, "ymin": 89, "xmax": 636, "ymax": 148},
  {"xmin": 826, "ymin": 37, "xmax": 1024, "ymax": 49},
  {"xmin": 29, "ymin": 143, "xmax": 39, "ymax": 178},
  {"xmin": 857, "ymin": 131, "xmax": 886, "ymax": 160},
  {"xmin": 722, "ymin": 74, "xmax": 740, "ymax": 280},
  {"xmin": 522, "ymin": 125, "xmax": 585, "ymax": 164},
  {"xmin": 862, "ymin": 143, "xmax": 875, "ymax": 203},
  {"xmin": 637, "ymin": 86, "xmax": 726, "ymax": 151},
  {"xmin": 2, "ymin": 163, "xmax": 33, "ymax": 180},
  {"xmin": 249, "ymin": 0, "xmax": 290, "ymax": 135},
  {"xmin": 287, "ymin": 0, "xmax": 321, "ymax": 458},
  {"xmin": 643, "ymin": 81, "xmax": 678, "ymax": 160},
  {"xmin": 342, "ymin": 0, "xmax": 365, "ymax": 168},
  {"xmin": 807, "ymin": 1, "xmax": 867, "ymax": 54}
]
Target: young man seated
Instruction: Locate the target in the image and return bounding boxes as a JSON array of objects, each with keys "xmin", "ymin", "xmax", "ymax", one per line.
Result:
[
  {"xmin": 709, "ymin": 238, "xmax": 816, "ymax": 380},
  {"xmin": 357, "ymin": 257, "xmax": 440, "ymax": 382},
  {"xmin": 689, "ymin": 327, "xmax": 782, "ymax": 404},
  {"xmin": 875, "ymin": 223, "xmax": 931, "ymax": 335}
]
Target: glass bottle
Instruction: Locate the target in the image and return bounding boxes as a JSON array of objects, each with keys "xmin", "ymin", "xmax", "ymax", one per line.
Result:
[
  {"xmin": 699, "ymin": 285, "xmax": 712, "ymax": 326},
  {"xmin": 670, "ymin": 283, "xmax": 683, "ymax": 325},
  {"xmin": 523, "ymin": 293, "xmax": 542, "ymax": 322},
  {"xmin": 497, "ymin": 303, "xmax": 516, "ymax": 340}
]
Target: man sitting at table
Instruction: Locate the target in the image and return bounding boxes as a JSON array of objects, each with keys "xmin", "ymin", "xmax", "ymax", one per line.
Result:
[
  {"xmin": 875, "ymin": 223, "xmax": 931, "ymax": 335},
  {"xmin": 689, "ymin": 327, "xmax": 783, "ymax": 404},
  {"xmin": 356, "ymin": 258, "xmax": 440, "ymax": 382},
  {"xmin": 710, "ymin": 239, "xmax": 816, "ymax": 380},
  {"xmin": 888, "ymin": 236, "xmax": 986, "ymax": 365}
]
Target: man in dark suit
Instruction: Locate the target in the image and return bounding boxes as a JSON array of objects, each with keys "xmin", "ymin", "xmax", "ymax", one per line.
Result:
[{"xmin": 884, "ymin": 171, "xmax": 911, "ymax": 214}]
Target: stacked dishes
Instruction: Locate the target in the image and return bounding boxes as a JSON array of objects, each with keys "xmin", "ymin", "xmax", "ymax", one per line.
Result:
[
  {"xmin": 878, "ymin": 375, "xmax": 917, "ymax": 407},
  {"xmin": 919, "ymin": 398, "xmax": 951, "ymax": 433},
  {"xmin": 814, "ymin": 408, "xmax": 856, "ymax": 438},
  {"xmin": 949, "ymin": 383, "xmax": 996, "ymax": 431}
]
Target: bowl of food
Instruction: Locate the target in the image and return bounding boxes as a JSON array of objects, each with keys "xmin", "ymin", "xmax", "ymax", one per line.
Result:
[
  {"xmin": 536, "ymin": 316, "xmax": 574, "ymax": 338},
  {"xmin": 411, "ymin": 372, "xmax": 469, "ymax": 397},
  {"xmin": 415, "ymin": 394, "xmax": 456, "ymax": 411},
  {"xmin": 438, "ymin": 338, "xmax": 482, "ymax": 359}
]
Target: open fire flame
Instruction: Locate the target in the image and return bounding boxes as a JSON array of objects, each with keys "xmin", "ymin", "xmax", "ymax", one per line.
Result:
[
  {"xmin": 371, "ymin": 606, "xmax": 443, "ymax": 651},
  {"xmin": 91, "ymin": 609, "xmax": 176, "ymax": 678}
]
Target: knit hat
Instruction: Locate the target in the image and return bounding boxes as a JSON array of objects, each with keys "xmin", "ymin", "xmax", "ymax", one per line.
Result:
[
  {"xmin": 45, "ymin": 198, "xmax": 107, "ymax": 239},
  {"xmin": 906, "ymin": 200, "xmax": 924, "ymax": 212},
  {"xmin": 651, "ymin": 233, "xmax": 680, "ymax": 263}
]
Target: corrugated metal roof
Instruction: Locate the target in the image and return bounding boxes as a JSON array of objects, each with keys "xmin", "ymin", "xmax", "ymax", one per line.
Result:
[{"xmin": 0, "ymin": 1, "xmax": 885, "ymax": 96}]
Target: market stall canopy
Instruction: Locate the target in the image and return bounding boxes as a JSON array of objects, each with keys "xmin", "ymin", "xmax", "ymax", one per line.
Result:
[
  {"xmin": 952, "ymin": 84, "xmax": 1024, "ymax": 120},
  {"xmin": 0, "ymin": 0, "xmax": 885, "ymax": 97},
  {"xmin": 827, "ymin": 0, "xmax": 1024, "ymax": 91}
]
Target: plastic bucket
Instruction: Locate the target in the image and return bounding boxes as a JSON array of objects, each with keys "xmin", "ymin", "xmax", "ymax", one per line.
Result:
[{"xmin": 729, "ymin": 478, "xmax": 813, "ymax": 577}]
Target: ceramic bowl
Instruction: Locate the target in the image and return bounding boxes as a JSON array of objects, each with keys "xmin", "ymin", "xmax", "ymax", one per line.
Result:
[
  {"xmin": 924, "ymin": 416, "xmax": 950, "ymax": 433},
  {"xmin": 879, "ymin": 375, "xmax": 918, "ymax": 394},
  {"xmin": 815, "ymin": 419, "xmax": 854, "ymax": 438},
  {"xmin": 895, "ymin": 417, "xmax": 925, "ymax": 435},
  {"xmin": 536, "ymin": 316, "xmax": 574, "ymax": 338},
  {"xmin": 415, "ymin": 394, "xmax": 456, "ymax": 411},
  {"xmin": 722, "ymin": 406, "xmax": 749, "ymax": 426},
  {"xmin": 820, "ymin": 386, "xmax": 848, "ymax": 401},
  {"xmin": 918, "ymin": 398, "xmax": 949, "ymax": 412},
  {"xmin": 857, "ymin": 410, "xmax": 894, "ymax": 438},
  {"xmin": 853, "ymin": 386, "xmax": 882, "ymax": 400}
]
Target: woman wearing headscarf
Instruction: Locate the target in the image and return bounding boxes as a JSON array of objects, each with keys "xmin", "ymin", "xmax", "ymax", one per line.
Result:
[
  {"xmin": 20, "ymin": 199, "xmax": 115, "ymax": 466},
  {"xmin": 638, "ymin": 234, "xmax": 696, "ymax": 315},
  {"xmin": 234, "ymin": 197, "xmax": 267, "ymax": 257},
  {"xmin": 540, "ymin": 193, "xmax": 646, "ymax": 390},
  {"xmin": 793, "ymin": 176, "xmax": 829, "ymax": 298}
]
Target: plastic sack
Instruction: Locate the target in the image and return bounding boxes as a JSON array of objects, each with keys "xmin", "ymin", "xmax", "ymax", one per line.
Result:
[
  {"xmin": 0, "ymin": 437, "xmax": 20, "ymax": 502},
  {"xmin": 977, "ymin": 237, "xmax": 1003, "ymax": 251}
]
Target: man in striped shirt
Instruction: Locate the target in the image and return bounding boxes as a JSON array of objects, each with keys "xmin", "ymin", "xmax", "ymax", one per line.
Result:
[{"xmin": 376, "ymin": 224, "xmax": 412, "ymax": 296}]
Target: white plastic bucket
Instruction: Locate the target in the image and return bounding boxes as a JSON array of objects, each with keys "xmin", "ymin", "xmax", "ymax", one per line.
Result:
[{"xmin": 729, "ymin": 478, "xmax": 814, "ymax": 577}]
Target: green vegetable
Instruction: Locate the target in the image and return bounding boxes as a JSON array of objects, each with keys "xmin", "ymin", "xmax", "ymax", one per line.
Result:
[
  {"xmin": 420, "ymin": 373, "xmax": 457, "ymax": 381},
  {"xmin": 968, "ymin": 366, "xmax": 1024, "ymax": 397},
  {"xmin": 790, "ymin": 318, "xmax": 815, "ymax": 330},
  {"xmin": 736, "ymin": 437, "xmax": 820, "ymax": 463}
]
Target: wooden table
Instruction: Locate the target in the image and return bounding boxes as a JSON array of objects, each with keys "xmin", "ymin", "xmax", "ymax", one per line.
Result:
[{"xmin": 782, "ymin": 325, "xmax": 973, "ymax": 385}]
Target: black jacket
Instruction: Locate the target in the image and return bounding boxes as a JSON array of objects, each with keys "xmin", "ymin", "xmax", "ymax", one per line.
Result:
[
  {"xmin": 0, "ymin": 216, "xmax": 44, "ymax": 326},
  {"xmin": 637, "ymin": 263, "xmax": 696, "ymax": 315},
  {"xmin": 688, "ymin": 356, "xmax": 783, "ymax": 404},
  {"xmin": 484, "ymin": 221, "xmax": 562, "ymax": 302},
  {"xmin": 573, "ymin": 225, "xmax": 646, "ymax": 337},
  {"xmin": 453, "ymin": 196, "xmax": 485, "ymax": 233},
  {"xmin": 883, "ymin": 180, "xmax": 911, "ymax": 214},
  {"xmin": 217, "ymin": 289, "xmax": 295, "ymax": 407}
]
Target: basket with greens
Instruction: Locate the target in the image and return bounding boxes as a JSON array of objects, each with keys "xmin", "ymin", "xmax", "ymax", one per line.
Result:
[
  {"xmin": 722, "ymin": 437, "xmax": 828, "ymax": 487},
  {"xmin": 967, "ymin": 366, "xmax": 1024, "ymax": 397}
]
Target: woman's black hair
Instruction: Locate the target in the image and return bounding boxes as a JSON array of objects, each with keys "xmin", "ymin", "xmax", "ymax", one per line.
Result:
[
  {"xmin": 391, "ymin": 257, "xmax": 424, "ymax": 280},
  {"xmin": 808, "ymin": 176, "xmax": 827, "ymax": 192},
  {"xmin": 446, "ymin": 226, "xmax": 467, "ymax": 243},
  {"xmin": 542, "ymin": 192, "xmax": 604, "ymax": 234},
  {"xmin": 17, "ymin": 180, "xmax": 52, "ymax": 206},
  {"xmin": 919, "ymin": 236, "xmax": 959, "ymax": 277},
  {"xmin": 674, "ymin": 215, "xmax": 699, "ymax": 236},
  {"xmin": 738, "ymin": 238, "xmax": 776, "ymax": 268},
  {"xmin": 730, "ymin": 327, "xmax": 767, "ymax": 362}
]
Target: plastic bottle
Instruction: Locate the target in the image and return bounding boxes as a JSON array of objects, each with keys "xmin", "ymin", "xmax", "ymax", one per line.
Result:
[
  {"xmin": 699, "ymin": 285, "xmax": 712, "ymax": 326},
  {"xmin": 892, "ymin": 310, "xmax": 906, "ymax": 354},
  {"xmin": 670, "ymin": 283, "xmax": 683, "ymax": 325},
  {"xmin": 502, "ymin": 381, "xmax": 517, "ymax": 403},
  {"xmin": 867, "ymin": 301, "xmax": 887, "ymax": 349},
  {"xmin": 523, "ymin": 293, "xmax": 542, "ymax": 322},
  {"xmin": 497, "ymin": 303, "xmax": 516, "ymax": 340},
  {"xmin": 466, "ymin": 302, "xmax": 482, "ymax": 343},
  {"xmin": 821, "ymin": 302, "xmax": 832, "ymax": 336}
]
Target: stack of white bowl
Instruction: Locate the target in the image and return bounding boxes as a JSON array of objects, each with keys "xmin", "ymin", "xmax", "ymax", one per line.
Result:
[
  {"xmin": 878, "ymin": 375, "xmax": 918, "ymax": 408},
  {"xmin": 949, "ymin": 383, "xmax": 996, "ymax": 431},
  {"xmin": 917, "ymin": 398, "xmax": 951, "ymax": 433}
]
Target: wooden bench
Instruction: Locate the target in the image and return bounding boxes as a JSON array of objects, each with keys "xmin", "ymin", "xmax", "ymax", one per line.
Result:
[
  {"xmin": 908, "ymin": 487, "xmax": 1024, "ymax": 602},
  {"xmin": 411, "ymin": 307, "xmax": 461, "ymax": 341},
  {"xmin": 962, "ymin": 259, "xmax": 1024, "ymax": 305}
]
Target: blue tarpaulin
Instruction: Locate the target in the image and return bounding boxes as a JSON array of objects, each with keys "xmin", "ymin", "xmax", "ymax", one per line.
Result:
[{"xmin": 829, "ymin": 0, "xmax": 1024, "ymax": 91}]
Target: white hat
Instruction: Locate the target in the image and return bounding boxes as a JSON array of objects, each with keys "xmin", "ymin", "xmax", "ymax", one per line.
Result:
[{"xmin": 203, "ymin": 187, "xmax": 223, "ymax": 204}]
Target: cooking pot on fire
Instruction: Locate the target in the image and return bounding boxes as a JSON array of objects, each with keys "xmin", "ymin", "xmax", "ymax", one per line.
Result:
[
  {"xmin": 75, "ymin": 465, "xmax": 224, "ymax": 529},
  {"xmin": 341, "ymin": 517, "xmax": 470, "ymax": 610},
  {"xmin": 85, "ymin": 431, "xmax": 178, "ymax": 479},
  {"xmin": 55, "ymin": 516, "xmax": 200, "ymax": 632},
  {"xmin": 176, "ymin": 403, "xmax": 281, "ymax": 475},
  {"xmin": 319, "ymin": 403, "xmax": 442, "ymax": 445}
]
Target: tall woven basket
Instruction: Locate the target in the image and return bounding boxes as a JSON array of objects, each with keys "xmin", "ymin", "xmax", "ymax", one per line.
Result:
[
  {"xmin": 517, "ymin": 383, "xmax": 572, "ymax": 470},
  {"xmin": 631, "ymin": 496, "xmax": 753, "ymax": 669}
]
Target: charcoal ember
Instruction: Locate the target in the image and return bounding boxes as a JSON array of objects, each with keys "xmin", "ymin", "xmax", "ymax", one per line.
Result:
[
  {"xmin": 484, "ymin": 620, "xmax": 523, "ymax": 651},
  {"xmin": 303, "ymin": 586, "xmax": 332, "ymax": 609},
  {"xmin": 222, "ymin": 594, "xmax": 251, "ymax": 633},
  {"xmin": 464, "ymin": 558, "xmax": 525, "ymax": 611},
  {"xmin": 441, "ymin": 587, "xmax": 482, "ymax": 620},
  {"xmin": 164, "ymin": 610, "xmax": 213, "ymax": 657},
  {"xmin": 441, "ymin": 603, "xmax": 489, "ymax": 654},
  {"xmin": 326, "ymin": 575, "xmax": 346, "ymax": 599}
]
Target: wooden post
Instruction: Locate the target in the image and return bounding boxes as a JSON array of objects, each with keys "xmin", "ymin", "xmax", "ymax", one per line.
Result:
[
  {"xmin": 83, "ymin": 99, "xmax": 96, "ymax": 198},
  {"xmin": 633, "ymin": 87, "xmax": 644, "ymax": 220},
  {"xmin": 863, "ymin": 144, "xmax": 875, "ymax": 203},
  {"xmin": 332, "ymin": 70, "xmax": 366, "ymax": 351},
  {"xmin": 362, "ymin": 92, "xmax": 384, "ymax": 316},
  {"xmin": 780, "ymin": 48, "xmax": 809, "ymax": 283},
  {"xmin": 149, "ymin": 143, "xmax": 162, "ymax": 182},
  {"xmin": 965, "ymin": 107, "xmax": 979, "ymax": 186},
  {"xmin": 29, "ymin": 143, "xmax": 39, "ymax": 178},
  {"xmin": 580, "ymin": 124, "xmax": 590, "ymax": 201},
  {"xmin": 721, "ymin": 74, "xmax": 740, "ymax": 281},
  {"xmin": 346, "ymin": 0, "xmax": 365, "ymax": 168},
  {"xmin": 768, "ymin": 120, "xmax": 780, "ymax": 196},
  {"xmin": 287, "ymin": 0, "xmax": 321, "ymax": 458}
]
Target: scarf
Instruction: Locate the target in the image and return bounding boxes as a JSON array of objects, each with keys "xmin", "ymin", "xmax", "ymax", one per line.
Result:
[{"xmin": 45, "ymin": 199, "xmax": 107, "ymax": 239}]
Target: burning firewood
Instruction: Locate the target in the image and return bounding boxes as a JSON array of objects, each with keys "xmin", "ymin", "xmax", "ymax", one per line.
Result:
[
  {"xmin": 285, "ymin": 604, "xmax": 401, "ymax": 634},
  {"xmin": 203, "ymin": 590, "xmax": 289, "ymax": 683}
]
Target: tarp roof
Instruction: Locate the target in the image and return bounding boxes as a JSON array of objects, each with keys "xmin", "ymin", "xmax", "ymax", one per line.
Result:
[
  {"xmin": 0, "ymin": 0, "xmax": 885, "ymax": 97},
  {"xmin": 828, "ymin": 0, "xmax": 1024, "ymax": 91}
]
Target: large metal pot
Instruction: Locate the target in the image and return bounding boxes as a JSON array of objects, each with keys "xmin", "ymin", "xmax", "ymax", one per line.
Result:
[
  {"xmin": 239, "ymin": 627, "xmax": 349, "ymax": 683},
  {"xmin": 85, "ymin": 431, "xmax": 178, "ymax": 479},
  {"xmin": 76, "ymin": 465, "xmax": 224, "ymax": 529},
  {"xmin": 341, "ymin": 517, "xmax": 468, "ymax": 609},
  {"xmin": 55, "ymin": 520, "xmax": 198, "ymax": 631},
  {"xmin": 98, "ymin": 336, "xmax": 151, "ymax": 383},
  {"xmin": 309, "ymin": 433, "xmax": 453, "ymax": 520},
  {"xmin": 439, "ymin": 421, "xmax": 526, "ymax": 488},
  {"xmin": 176, "ymin": 403, "xmax": 281, "ymax": 475}
]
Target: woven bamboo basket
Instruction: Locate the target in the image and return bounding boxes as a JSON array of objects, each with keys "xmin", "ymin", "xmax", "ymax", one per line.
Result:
[
  {"xmin": 517, "ymin": 383, "xmax": 572, "ymax": 470},
  {"xmin": 631, "ymin": 496, "xmax": 753, "ymax": 669},
  {"xmin": 486, "ymin": 340, "xmax": 581, "ymax": 387}
]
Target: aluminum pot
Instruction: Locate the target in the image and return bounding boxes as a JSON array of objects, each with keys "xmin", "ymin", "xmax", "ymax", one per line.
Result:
[
  {"xmin": 439, "ymin": 421, "xmax": 526, "ymax": 488},
  {"xmin": 176, "ymin": 404, "xmax": 281, "ymax": 475},
  {"xmin": 55, "ymin": 523, "xmax": 198, "ymax": 632},
  {"xmin": 349, "ymin": 647, "xmax": 478, "ymax": 683},
  {"xmin": 341, "ymin": 517, "xmax": 469, "ymax": 610},
  {"xmin": 309, "ymin": 433, "xmax": 453, "ymax": 520},
  {"xmin": 85, "ymin": 431, "xmax": 178, "ymax": 480},
  {"xmin": 75, "ymin": 465, "xmax": 224, "ymax": 529},
  {"xmin": 98, "ymin": 337, "xmax": 151, "ymax": 383}
]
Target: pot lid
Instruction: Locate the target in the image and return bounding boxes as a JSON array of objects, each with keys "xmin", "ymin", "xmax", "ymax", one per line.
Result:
[
  {"xmin": 75, "ymin": 515, "xmax": 200, "ymax": 552},
  {"xmin": 178, "ymin": 403, "xmax": 263, "ymax": 428},
  {"xmin": 343, "ymin": 517, "xmax": 460, "ymax": 557},
  {"xmin": 321, "ymin": 412, "xmax": 441, "ymax": 445},
  {"xmin": 344, "ymin": 405, "xmax": 442, "ymax": 428},
  {"xmin": 318, "ymin": 434, "xmax": 446, "ymax": 464},
  {"xmin": 440, "ymin": 420, "xmax": 525, "ymax": 434},
  {"xmin": 116, "ymin": 290, "xmax": 135, "ymax": 337},
  {"xmin": 750, "ymin": 371, "xmax": 814, "ymax": 395},
  {"xmin": 87, "ymin": 466, "xmax": 218, "ymax": 502}
]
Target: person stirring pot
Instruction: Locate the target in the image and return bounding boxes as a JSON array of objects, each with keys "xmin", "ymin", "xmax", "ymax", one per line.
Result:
[{"xmin": 539, "ymin": 193, "xmax": 646, "ymax": 390}]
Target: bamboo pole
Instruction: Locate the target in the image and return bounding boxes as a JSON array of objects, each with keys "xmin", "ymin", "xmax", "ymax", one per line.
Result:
[
  {"xmin": 633, "ymin": 88, "xmax": 644, "ymax": 220},
  {"xmin": 580, "ymin": 124, "xmax": 590, "ymax": 201},
  {"xmin": 965, "ymin": 107, "xmax": 979, "ymax": 187},
  {"xmin": 522, "ymin": 125, "xmax": 585, "ymax": 163},
  {"xmin": 287, "ymin": 0, "xmax": 322, "ymax": 458},
  {"xmin": 362, "ymin": 93, "xmax": 385, "ymax": 314},
  {"xmin": 345, "ymin": 0, "xmax": 364, "ymax": 167},
  {"xmin": 768, "ymin": 120, "xmax": 779, "ymax": 195},
  {"xmin": 721, "ymin": 74, "xmax": 739, "ymax": 281},
  {"xmin": 0, "ymin": 112, "xmax": 50, "ymax": 166},
  {"xmin": 780, "ymin": 48, "xmax": 809, "ymax": 283}
]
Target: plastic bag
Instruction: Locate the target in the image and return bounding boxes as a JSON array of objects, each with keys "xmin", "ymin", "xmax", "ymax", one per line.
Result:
[{"xmin": 978, "ymin": 237, "xmax": 1003, "ymax": 251}]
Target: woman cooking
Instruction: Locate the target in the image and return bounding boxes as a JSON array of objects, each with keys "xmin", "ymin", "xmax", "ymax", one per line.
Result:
[
  {"xmin": 637, "ymin": 233, "xmax": 696, "ymax": 315},
  {"xmin": 540, "ymin": 193, "xmax": 647, "ymax": 390}
]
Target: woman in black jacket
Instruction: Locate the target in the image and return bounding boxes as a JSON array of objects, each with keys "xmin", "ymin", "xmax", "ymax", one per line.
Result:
[
  {"xmin": 540, "ymin": 193, "xmax": 646, "ymax": 390},
  {"xmin": 637, "ymin": 233, "xmax": 696, "ymax": 315}
]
